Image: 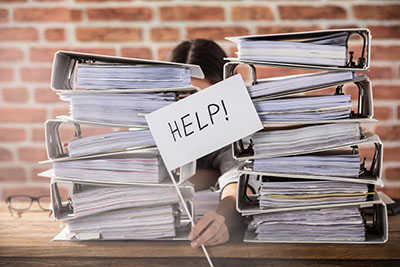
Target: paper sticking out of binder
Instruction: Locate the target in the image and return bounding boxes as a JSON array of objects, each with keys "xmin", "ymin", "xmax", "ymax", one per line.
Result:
[
  {"xmin": 41, "ymin": 119, "xmax": 196, "ymax": 185},
  {"xmin": 225, "ymin": 28, "xmax": 371, "ymax": 71},
  {"xmin": 49, "ymin": 179, "xmax": 194, "ymax": 221},
  {"xmin": 51, "ymin": 50, "xmax": 204, "ymax": 93},
  {"xmin": 223, "ymin": 68, "xmax": 374, "ymax": 125},
  {"xmin": 49, "ymin": 180, "xmax": 194, "ymax": 241},
  {"xmin": 236, "ymin": 173, "xmax": 382, "ymax": 216},
  {"xmin": 243, "ymin": 202, "xmax": 388, "ymax": 244}
]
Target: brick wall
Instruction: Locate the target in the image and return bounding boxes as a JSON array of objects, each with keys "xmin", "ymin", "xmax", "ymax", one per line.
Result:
[{"xmin": 1, "ymin": 0, "xmax": 400, "ymax": 200}]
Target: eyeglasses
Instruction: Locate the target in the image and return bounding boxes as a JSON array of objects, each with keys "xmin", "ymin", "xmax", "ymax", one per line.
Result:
[{"xmin": 6, "ymin": 195, "xmax": 51, "ymax": 217}]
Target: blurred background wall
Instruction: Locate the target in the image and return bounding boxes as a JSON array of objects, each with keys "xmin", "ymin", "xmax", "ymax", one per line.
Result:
[{"xmin": 0, "ymin": 0, "xmax": 399, "ymax": 199}]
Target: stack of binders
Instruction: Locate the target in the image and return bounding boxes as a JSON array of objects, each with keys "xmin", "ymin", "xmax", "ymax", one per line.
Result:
[
  {"xmin": 225, "ymin": 29, "xmax": 388, "ymax": 243},
  {"xmin": 39, "ymin": 51, "xmax": 204, "ymax": 241}
]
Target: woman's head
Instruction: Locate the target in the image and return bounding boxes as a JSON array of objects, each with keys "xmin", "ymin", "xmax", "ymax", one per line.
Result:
[{"xmin": 169, "ymin": 39, "xmax": 228, "ymax": 88}]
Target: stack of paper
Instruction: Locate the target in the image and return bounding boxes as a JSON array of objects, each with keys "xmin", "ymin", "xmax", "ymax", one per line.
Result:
[
  {"xmin": 70, "ymin": 186, "xmax": 180, "ymax": 218},
  {"xmin": 247, "ymin": 71, "xmax": 355, "ymax": 98},
  {"xmin": 252, "ymin": 153, "xmax": 361, "ymax": 177},
  {"xmin": 66, "ymin": 205, "xmax": 178, "ymax": 240},
  {"xmin": 254, "ymin": 94, "xmax": 351, "ymax": 122},
  {"xmin": 59, "ymin": 92, "xmax": 176, "ymax": 125},
  {"xmin": 234, "ymin": 32, "xmax": 348, "ymax": 66},
  {"xmin": 259, "ymin": 180, "xmax": 371, "ymax": 209},
  {"xmin": 252, "ymin": 123, "xmax": 361, "ymax": 156},
  {"xmin": 248, "ymin": 207, "xmax": 365, "ymax": 242},
  {"xmin": 54, "ymin": 156, "xmax": 165, "ymax": 184},
  {"xmin": 67, "ymin": 130, "xmax": 155, "ymax": 157},
  {"xmin": 77, "ymin": 64, "xmax": 191, "ymax": 90}
]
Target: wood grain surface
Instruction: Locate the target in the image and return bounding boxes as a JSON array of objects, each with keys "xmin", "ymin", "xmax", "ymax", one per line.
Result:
[{"xmin": 0, "ymin": 202, "xmax": 399, "ymax": 266}]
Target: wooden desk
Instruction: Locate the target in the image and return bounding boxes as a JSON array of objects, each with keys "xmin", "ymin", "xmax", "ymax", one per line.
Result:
[{"xmin": 0, "ymin": 202, "xmax": 399, "ymax": 267}]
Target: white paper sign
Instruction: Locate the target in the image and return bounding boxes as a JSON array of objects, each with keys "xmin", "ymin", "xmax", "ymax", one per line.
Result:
[{"xmin": 146, "ymin": 74, "xmax": 263, "ymax": 171}]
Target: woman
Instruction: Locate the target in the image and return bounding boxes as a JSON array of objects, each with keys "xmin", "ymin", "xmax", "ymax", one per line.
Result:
[{"xmin": 169, "ymin": 39, "xmax": 255, "ymax": 248}]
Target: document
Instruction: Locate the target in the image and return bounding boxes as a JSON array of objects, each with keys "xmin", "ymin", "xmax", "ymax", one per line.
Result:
[
  {"xmin": 76, "ymin": 64, "xmax": 191, "ymax": 90},
  {"xmin": 70, "ymin": 186, "xmax": 181, "ymax": 218},
  {"xmin": 60, "ymin": 92, "xmax": 176, "ymax": 126},
  {"xmin": 258, "ymin": 181, "xmax": 371, "ymax": 209},
  {"xmin": 247, "ymin": 71, "xmax": 355, "ymax": 98},
  {"xmin": 252, "ymin": 123, "xmax": 361, "ymax": 157},
  {"xmin": 252, "ymin": 152, "xmax": 361, "ymax": 177},
  {"xmin": 66, "ymin": 130, "xmax": 155, "ymax": 157},
  {"xmin": 231, "ymin": 32, "xmax": 349, "ymax": 66},
  {"xmin": 254, "ymin": 94, "xmax": 351, "ymax": 121},
  {"xmin": 54, "ymin": 156, "xmax": 166, "ymax": 184},
  {"xmin": 66, "ymin": 205, "xmax": 178, "ymax": 240},
  {"xmin": 248, "ymin": 206, "xmax": 365, "ymax": 242}
]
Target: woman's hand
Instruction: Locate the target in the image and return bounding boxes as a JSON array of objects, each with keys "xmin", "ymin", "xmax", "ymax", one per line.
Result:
[{"xmin": 188, "ymin": 210, "xmax": 229, "ymax": 248}]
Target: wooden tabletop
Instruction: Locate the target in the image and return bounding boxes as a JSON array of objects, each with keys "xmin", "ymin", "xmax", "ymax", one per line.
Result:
[{"xmin": 0, "ymin": 202, "xmax": 399, "ymax": 267}]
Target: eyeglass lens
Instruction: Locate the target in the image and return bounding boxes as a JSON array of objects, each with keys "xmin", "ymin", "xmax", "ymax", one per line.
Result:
[{"xmin": 8, "ymin": 196, "xmax": 33, "ymax": 211}]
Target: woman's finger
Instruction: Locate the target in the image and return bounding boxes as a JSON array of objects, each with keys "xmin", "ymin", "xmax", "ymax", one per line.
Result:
[{"xmin": 191, "ymin": 218, "xmax": 223, "ymax": 248}]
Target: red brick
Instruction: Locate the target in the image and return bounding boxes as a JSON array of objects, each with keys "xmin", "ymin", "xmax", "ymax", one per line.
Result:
[
  {"xmin": 0, "ymin": 148, "xmax": 12, "ymax": 162},
  {"xmin": 0, "ymin": 9, "xmax": 8, "ymax": 22},
  {"xmin": 353, "ymin": 5, "xmax": 400, "ymax": 20},
  {"xmin": 51, "ymin": 106, "xmax": 70, "ymax": 118},
  {"xmin": 2, "ymin": 87, "xmax": 28, "ymax": 103},
  {"xmin": 0, "ymin": 107, "xmax": 46, "ymax": 123},
  {"xmin": 385, "ymin": 167, "xmax": 400, "ymax": 182},
  {"xmin": 0, "ymin": 27, "xmax": 38, "ymax": 42},
  {"xmin": 375, "ymin": 125, "xmax": 400, "ymax": 141},
  {"xmin": 371, "ymin": 45, "xmax": 400, "ymax": 60},
  {"xmin": 232, "ymin": 6, "xmax": 273, "ymax": 20},
  {"xmin": 368, "ymin": 66, "xmax": 395, "ymax": 80},
  {"xmin": 0, "ymin": 48, "xmax": 24, "ymax": 62},
  {"xmin": 0, "ymin": 167, "xmax": 26, "ymax": 182},
  {"xmin": 378, "ymin": 187, "xmax": 400, "ymax": 199},
  {"xmin": 374, "ymin": 106, "xmax": 392, "ymax": 121},
  {"xmin": 0, "ymin": 67, "xmax": 13, "ymax": 82},
  {"xmin": 45, "ymin": 28, "xmax": 65, "ymax": 42},
  {"xmin": 20, "ymin": 67, "xmax": 51, "ymax": 82},
  {"xmin": 34, "ymin": 87, "xmax": 61, "ymax": 103},
  {"xmin": 373, "ymin": 85, "xmax": 400, "ymax": 100},
  {"xmin": 151, "ymin": 27, "xmax": 179, "ymax": 42},
  {"xmin": 257, "ymin": 26, "xmax": 321, "ymax": 35},
  {"xmin": 0, "ymin": 128, "xmax": 26, "ymax": 142},
  {"xmin": 30, "ymin": 47, "xmax": 64, "ymax": 62},
  {"xmin": 398, "ymin": 105, "xmax": 400, "ymax": 119},
  {"xmin": 14, "ymin": 8, "xmax": 78, "ymax": 22},
  {"xmin": 76, "ymin": 0, "xmax": 131, "ymax": 2},
  {"xmin": 0, "ymin": 0, "xmax": 27, "ymax": 2},
  {"xmin": 279, "ymin": 5, "xmax": 346, "ymax": 20},
  {"xmin": 384, "ymin": 147, "xmax": 400, "ymax": 161},
  {"xmin": 18, "ymin": 147, "xmax": 47, "ymax": 162},
  {"xmin": 368, "ymin": 25, "xmax": 400, "ymax": 39},
  {"xmin": 329, "ymin": 25, "xmax": 358, "ymax": 30},
  {"xmin": 31, "ymin": 128, "xmax": 45, "ymax": 142},
  {"xmin": 76, "ymin": 27, "xmax": 141, "ymax": 42},
  {"xmin": 157, "ymin": 46, "xmax": 173, "ymax": 60},
  {"xmin": 186, "ymin": 26, "xmax": 249, "ymax": 40},
  {"xmin": 87, "ymin": 7, "xmax": 152, "ymax": 21},
  {"xmin": 70, "ymin": 9, "xmax": 82, "ymax": 21},
  {"xmin": 160, "ymin": 6, "xmax": 224, "ymax": 21},
  {"xmin": 31, "ymin": 166, "xmax": 52, "ymax": 183},
  {"xmin": 120, "ymin": 47, "xmax": 152, "ymax": 59}
]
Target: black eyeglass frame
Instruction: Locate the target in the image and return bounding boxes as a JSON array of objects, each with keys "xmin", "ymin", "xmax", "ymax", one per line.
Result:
[{"xmin": 5, "ymin": 195, "xmax": 51, "ymax": 217}]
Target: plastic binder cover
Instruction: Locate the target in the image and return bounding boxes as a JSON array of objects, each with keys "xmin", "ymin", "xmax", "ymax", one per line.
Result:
[
  {"xmin": 225, "ymin": 28, "xmax": 371, "ymax": 71},
  {"xmin": 236, "ymin": 173, "xmax": 382, "ymax": 216},
  {"xmin": 51, "ymin": 50, "xmax": 204, "ymax": 92},
  {"xmin": 49, "ymin": 179, "xmax": 195, "ymax": 221},
  {"xmin": 233, "ymin": 131, "xmax": 382, "ymax": 161},
  {"xmin": 243, "ymin": 201, "xmax": 388, "ymax": 244},
  {"xmin": 239, "ymin": 139, "xmax": 383, "ymax": 186}
]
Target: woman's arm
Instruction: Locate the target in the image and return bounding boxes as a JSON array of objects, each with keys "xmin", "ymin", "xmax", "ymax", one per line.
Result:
[{"xmin": 189, "ymin": 183, "xmax": 252, "ymax": 247}]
